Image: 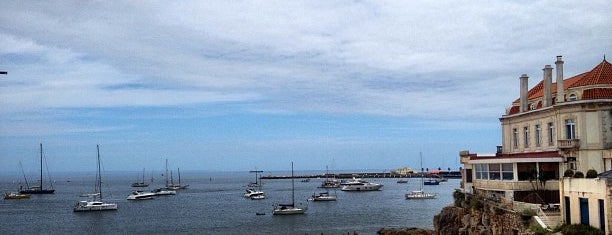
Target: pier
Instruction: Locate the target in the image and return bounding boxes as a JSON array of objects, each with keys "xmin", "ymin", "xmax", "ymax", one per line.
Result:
[{"xmin": 260, "ymin": 171, "xmax": 461, "ymax": 180}]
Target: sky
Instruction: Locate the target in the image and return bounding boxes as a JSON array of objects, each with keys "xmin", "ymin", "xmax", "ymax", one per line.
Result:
[{"xmin": 0, "ymin": 1, "xmax": 610, "ymax": 174}]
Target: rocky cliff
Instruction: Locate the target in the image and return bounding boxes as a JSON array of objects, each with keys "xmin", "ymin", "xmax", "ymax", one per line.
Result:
[{"xmin": 433, "ymin": 205, "xmax": 531, "ymax": 235}]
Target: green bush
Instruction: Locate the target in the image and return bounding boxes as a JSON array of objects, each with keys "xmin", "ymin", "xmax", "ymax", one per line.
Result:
[
  {"xmin": 453, "ymin": 190, "xmax": 465, "ymax": 207},
  {"xmin": 558, "ymin": 224, "xmax": 604, "ymax": 235},
  {"xmin": 574, "ymin": 171, "xmax": 585, "ymax": 178},
  {"xmin": 586, "ymin": 169, "xmax": 598, "ymax": 178},
  {"xmin": 469, "ymin": 195, "xmax": 484, "ymax": 211},
  {"xmin": 563, "ymin": 169, "xmax": 575, "ymax": 177}
]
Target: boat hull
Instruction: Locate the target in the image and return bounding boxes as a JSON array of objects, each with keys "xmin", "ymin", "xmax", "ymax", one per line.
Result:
[
  {"xmin": 341, "ymin": 184, "xmax": 383, "ymax": 191},
  {"xmin": 4, "ymin": 193, "xmax": 31, "ymax": 199},
  {"xmin": 272, "ymin": 207, "xmax": 306, "ymax": 215},
  {"xmin": 19, "ymin": 189, "xmax": 55, "ymax": 194},
  {"xmin": 73, "ymin": 201, "xmax": 118, "ymax": 212}
]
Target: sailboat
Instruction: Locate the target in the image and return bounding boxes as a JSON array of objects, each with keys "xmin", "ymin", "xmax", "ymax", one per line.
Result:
[
  {"xmin": 319, "ymin": 165, "xmax": 340, "ymax": 188},
  {"xmin": 131, "ymin": 168, "xmax": 149, "ymax": 187},
  {"xmin": 73, "ymin": 145, "xmax": 118, "ymax": 212},
  {"xmin": 244, "ymin": 168, "xmax": 265, "ymax": 200},
  {"xmin": 272, "ymin": 162, "xmax": 307, "ymax": 215},
  {"xmin": 167, "ymin": 168, "xmax": 189, "ymax": 190},
  {"xmin": 20, "ymin": 143, "xmax": 55, "ymax": 194},
  {"xmin": 405, "ymin": 152, "xmax": 437, "ymax": 200},
  {"xmin": 152, "ymin": 159, "xmax": 176, "ymax": 195}
]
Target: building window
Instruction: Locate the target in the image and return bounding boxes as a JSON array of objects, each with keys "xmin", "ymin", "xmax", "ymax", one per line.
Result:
[
  {"xmin": 489, "ymin": 164, "xmax": 501, "ymax": 180},
  {"xmin": 517, "ymin": 163, "xmax": 537, "ymax": 181},
  {"xmin": 502, "ymin": 163, "xmax": 514, "ymax": 180},
  {"xmin": 476, "ymin": 164, "xmax": 489, "ymax": 180},
  {"xmin": 513, "ymin": 128, "xmax": 518, "ymax": 148},
  {"xmin": 548, "ymin": 122, "xmax": 554, "ymax": 146},
  {"xmin": 568, "ymin": 93, "xmax": 577, "ymax": 101},
  {"xmin": 535, "ymin": 125, "xmax": 541, "ymax": 147},
  {"xmin": 524, "ymin": 127, "xmax": 529, "ymax": 147},
  {"xmin": 565, "ymin": 119, "xmax": 576, "ymax": 139}
]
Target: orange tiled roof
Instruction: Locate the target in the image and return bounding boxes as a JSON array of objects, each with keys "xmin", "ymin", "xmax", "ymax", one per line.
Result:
[
  {"xmin": 583, "ymin": 88, "xmax": 612, "ymax": 99},
  {"xmin": 569, "ymin": 59, "xmax": 612, "ymax": 87},
  {"xmin": 508, "ymin": 59, "xmax": 612, "ymax": 115}
]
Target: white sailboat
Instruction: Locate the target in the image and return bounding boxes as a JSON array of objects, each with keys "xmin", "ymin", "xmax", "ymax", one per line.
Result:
[
  {"xmin": 152, "ymin": 159, "xmax": 176, "ymax": 196},
  {"xmin": 405, "ymin": 152, "xmax": 437, "ymax": 200},
  {"xmin": 272, "ymin": 162, "xmax": 307, "ymax": 215},
  {"xmin": 73, "ymin": 145, "xmax": 118, "ymax": 212}
]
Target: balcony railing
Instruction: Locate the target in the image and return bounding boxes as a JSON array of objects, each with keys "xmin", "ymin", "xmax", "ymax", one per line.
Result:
[{"xmin": 558, "ymin": 139, "xmax": 580, "ymax": 149}]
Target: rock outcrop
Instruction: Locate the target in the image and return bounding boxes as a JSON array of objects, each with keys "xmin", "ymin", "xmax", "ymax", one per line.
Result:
[{"xmin": 433, "ymin": 205, "xmax": 531, "ymax": 235}]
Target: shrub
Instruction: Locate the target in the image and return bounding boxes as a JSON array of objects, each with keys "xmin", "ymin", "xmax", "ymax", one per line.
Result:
[
  {"xmin": 469, "ymin": 195, "xmax": 484, "ymax": 211},
  {"xmin": 586, "ymin": 169, "xmax": 598, "ymax": 178},
  {"xmin": 453, "ymin": 190, "xmax": 465, "ymax": 207},
  {"xmin": 574, "ymin": 171, "xmax": 585, "ymax": 178},
  {"xmin": 563, "ymin": 169, "xmax": 575, "ymax": 177}
]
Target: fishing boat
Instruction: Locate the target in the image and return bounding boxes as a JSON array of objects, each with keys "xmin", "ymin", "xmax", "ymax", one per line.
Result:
[
  {"xmin": 4, "ymin": 192, "xmax": 30, "ymax": 199},
  {"xmin": 272, "ymin": 162, "xmax": 307, "ymax": 215},
  {"xmin": 73, "ymin": 145, "xmax": 118, "ymax": 212},
  {"xmin": 340, "ymin": 177, "xmax": 383, "ymax": 191},
  {"xmin": 406, "ymin": 152, "xmax": 437, "ymax": 200},
  {"xmin": 308, "ymin": 191, "xmax": 337, "ymax": 201},
  {"xmin": 396, "ymin": 179, "xmax": 408, "ymax": 183},
  {"xmin": 423, "ymin": 178, "xmax": 440, "ymax": 186},
  {"xmin": 20, "ymin": 143, "xmax": 55, "ymax": 194},
  {"xmin": 131, "ymin": 168, "xmax": 149, "ymax": 187}
]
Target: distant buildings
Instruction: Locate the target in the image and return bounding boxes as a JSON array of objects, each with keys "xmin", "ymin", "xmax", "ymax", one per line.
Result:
[
  {"xmin": 391, "ymin": 167, "xmax": 414, "ymax": 175},
  {"xmin": 460, "ymin": 56, "xmax": 612, "ymax": 232}
]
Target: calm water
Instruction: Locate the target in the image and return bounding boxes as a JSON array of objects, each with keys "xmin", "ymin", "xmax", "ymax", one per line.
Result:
[{"xmin": 0, "ymin": 171, "xmax": 456, "ymax": 234}]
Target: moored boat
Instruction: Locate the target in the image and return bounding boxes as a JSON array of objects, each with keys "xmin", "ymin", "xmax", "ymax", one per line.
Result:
[
  {"xmin": 308, "ymin": 191, "xmax": 337, "ymax": 201},
  {"xmin": 127, "ymin": 191, "xmax": 155, "ymax": 200},
  {"xmin": 73, "ymin": 145, "xmax": 118, "ymax": 212},
  {"xmin": 4, "ymin": 192, "xmax": 30, "ymax": 199},
  {"xmin": 20, "ymin": 143, "xmax": 55, "ymax": 194},
  {"xmin": 272, "ymin": 162, "xmax": 307, "ymax": 215},
  {"xmin": 340, "ymin": 177, "xmax": 383, "ymax": 191}
]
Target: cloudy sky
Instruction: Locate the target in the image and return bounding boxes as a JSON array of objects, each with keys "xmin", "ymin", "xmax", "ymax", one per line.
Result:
[{"xmin": 0, "ymin": 1, "xmax": 610, "ymax": 173}]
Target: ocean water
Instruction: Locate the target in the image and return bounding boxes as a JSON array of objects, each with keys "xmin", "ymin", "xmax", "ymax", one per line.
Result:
[{"xmin": 0, "ymin": 171, "xmax": 456, "ymax": 234}]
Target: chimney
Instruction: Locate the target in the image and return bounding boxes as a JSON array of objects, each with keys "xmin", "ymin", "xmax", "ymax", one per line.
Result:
[
  {"xmin": 520, "ymin": 74, "xmax": 529, "ymax": 112},
  {"xmin": 542, "ymin": 65, "xmax": 553, "ymax": 107},
  {"xmin": 555, "ymin": 56, "xmax": 564, "ymax": 103}
]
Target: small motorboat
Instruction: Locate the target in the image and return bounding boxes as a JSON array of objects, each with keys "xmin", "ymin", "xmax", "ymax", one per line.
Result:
[
  {"xmin": 308, "ymin": 191, "xmax": 337, "ymax": 201},
  {"xmin": 127, "ymin": 191, "xmax": 155, "ymax": 200}
]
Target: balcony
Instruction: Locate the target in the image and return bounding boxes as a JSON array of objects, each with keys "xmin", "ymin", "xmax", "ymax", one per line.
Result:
[{"xmin": 557, "ymin": 139, "xmax": 580, "ymax": 149}]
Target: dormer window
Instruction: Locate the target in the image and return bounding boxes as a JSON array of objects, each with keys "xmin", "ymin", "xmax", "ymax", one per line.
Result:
[
  {"xmin": 568, "ymin": 93, "xmax": 577, "ymax": 101},
  {"xmin": 530, "ymin": 103, "xmax": 536, "ymax": 110}
]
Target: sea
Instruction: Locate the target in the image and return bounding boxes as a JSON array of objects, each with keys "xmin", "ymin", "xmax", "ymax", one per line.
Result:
[{"xmin": 0, "ymin": 171, "xmax": 457, "ymax": 234}]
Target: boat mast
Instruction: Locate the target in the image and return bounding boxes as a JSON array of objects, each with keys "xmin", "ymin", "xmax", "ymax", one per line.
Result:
[
  {"xmin": 420, "ymin": 152, "xmax": 424, "ymax": 191},
  {"xmin": 39, "ymin": 143, "xmax": 43, "ymax": 190},
  {"xmin": 178, "ymin": 168, "xmax": 181, "ymax": 185},
  {"xmin": 97, "ymin": 144, "xmax": 102, "ymax": 199},
  {"xmin": 165, "ymin": 159, "xmax": 169, "ymax": 188},
  {"xmin": 19, "ymin": 161, "xmax": 29, "ymax": 189},
  {"xmin": 291, "ymin": 162, "xmax": 295, "ymax": 206}
]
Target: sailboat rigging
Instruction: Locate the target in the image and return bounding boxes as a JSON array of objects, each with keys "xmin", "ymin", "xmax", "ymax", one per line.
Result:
[{"xmin": 20, "ymin": 143, "xmax": 54, "ymax": 194}]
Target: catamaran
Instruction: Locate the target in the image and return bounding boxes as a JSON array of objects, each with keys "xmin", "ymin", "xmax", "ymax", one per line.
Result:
[{"xmin": 73, "ymin": 145, "xmax": 118, "ymax": 212}]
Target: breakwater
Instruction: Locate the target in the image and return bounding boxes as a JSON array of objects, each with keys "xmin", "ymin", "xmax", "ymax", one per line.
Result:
[{"xmin": 260, "ymin": 171, "xmax": 461, "ymax": 179}]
